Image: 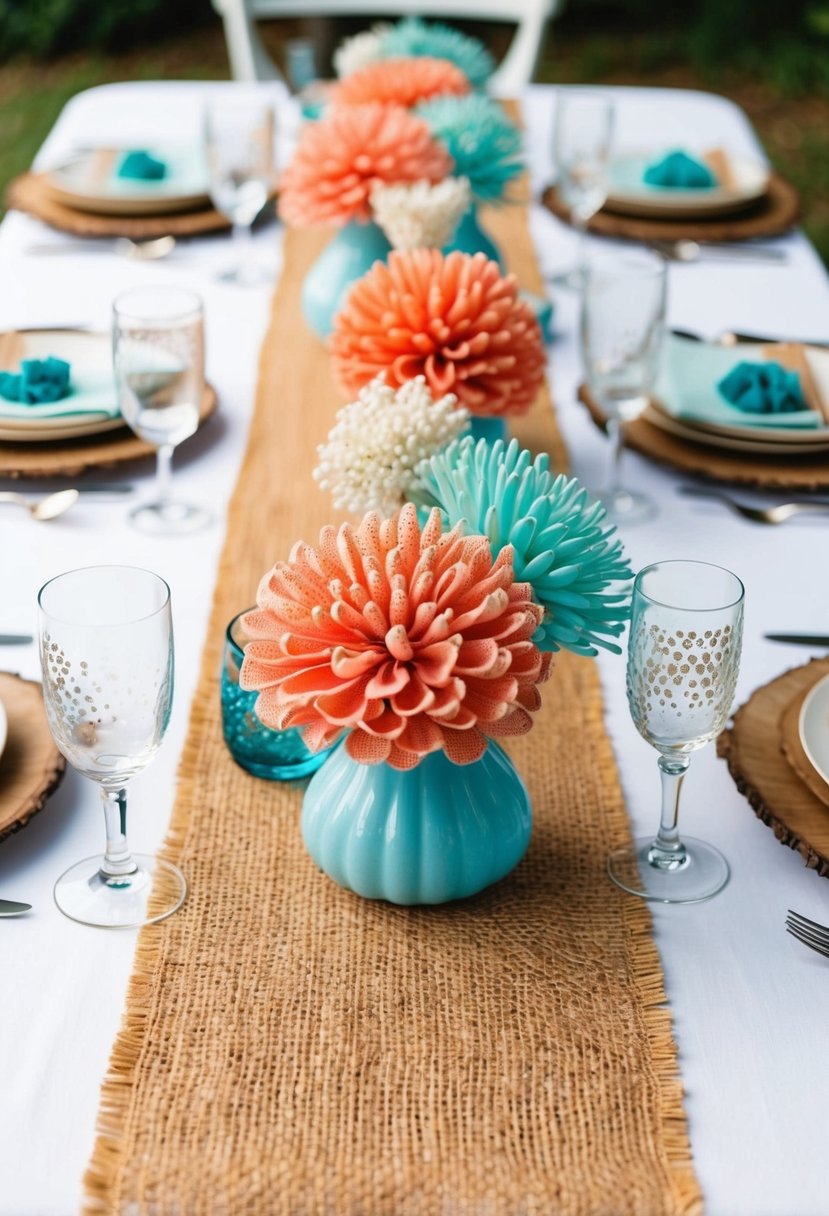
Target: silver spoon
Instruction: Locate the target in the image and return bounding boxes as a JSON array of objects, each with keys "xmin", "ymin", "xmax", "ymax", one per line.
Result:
[
  {"xmin": 0, "ymin": 488, "xmax": 79, "ymax": 520},
  {"xmin": 651, "ymin": 239, "xmax": 787, "ymax": 264},
  {"xmin": 25, "ymin": 235, "xmax": 176, "ymax": 261},
  {"xmin": 0, "ymin": 899, "xmax": 32, "ymax": 917},
  {"xmin": 679, "ymin": 485, "xmax": 829, "ymax": 523}
]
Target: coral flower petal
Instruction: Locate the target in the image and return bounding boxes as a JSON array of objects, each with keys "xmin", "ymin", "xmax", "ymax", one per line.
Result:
[
  {"xmin": 331, "ymin": 57, "xmax": 470, "ymax": 109},
  {"xmin": 347, "ymin": 731, "xmax": 392, "ymax": 764}
]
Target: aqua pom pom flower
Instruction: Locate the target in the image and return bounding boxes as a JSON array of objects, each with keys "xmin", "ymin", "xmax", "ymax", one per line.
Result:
[
  {"xmin": 416, "ymin": 436, "xmax": 633, "ymax": 656},
  {"xmin": 416, "ymin": 94, "xmax": 524, "ymax": 204},
  {"xmin": 380, "ymin": 17, "xmax": 495, "ymax": 90}
]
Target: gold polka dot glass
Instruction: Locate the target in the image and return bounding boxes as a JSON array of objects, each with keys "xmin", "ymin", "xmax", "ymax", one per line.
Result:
[
  {"xmin": 608, "ymin": 560, "xmax": 744, "ymax": 904},
  {"xmin": 38, "ymin": 565, "xmax": 186, "ymax": 928}
]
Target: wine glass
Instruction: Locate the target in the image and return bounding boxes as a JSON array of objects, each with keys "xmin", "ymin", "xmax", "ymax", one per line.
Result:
[
  {"xmin": 112, "ymin": 285, "xmax": 210, "ymax": 536},
  {"xmin": 205, "ymin": 94, "xmax": 275, "ymax": 285},
  {"xmin": 38, "ymin": 565, "xmax": 186, "ymax": 928},
  {"xmin": 581, "ymin": 248, "xmax": 667, "ymax": 525},
  {"xmin": 608, "ymin": 560, "xmax": 744, "ymax": 904},
  {"xmin": 553, "ymin": 92, "xmax": 615, "ymax": 283}
]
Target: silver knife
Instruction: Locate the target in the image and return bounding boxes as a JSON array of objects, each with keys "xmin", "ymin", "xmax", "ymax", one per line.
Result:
[
  {"xmin": 764, "ymin": 633, "xmax": 829, "ymax": 645},
  {"xmin": 0, "ymin": 634, "xmax": 33, "ymax": 644},
  {"xmin": 0, "ymin": 899, "xmax": 32, "ymax": 917}
]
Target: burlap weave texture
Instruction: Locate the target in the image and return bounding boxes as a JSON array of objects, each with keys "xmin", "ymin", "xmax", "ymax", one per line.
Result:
[{"xmin": 83, "ymin": 198, "xmax": 702, "ymax": 1216}]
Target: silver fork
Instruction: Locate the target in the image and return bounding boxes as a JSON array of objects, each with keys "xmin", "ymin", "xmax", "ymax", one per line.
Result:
[
  {"xmin": 679, "ymin": 486, "xmax": 829, "ymax": 524},
  {"xmin": 786, "ymin": 909, "xmax": 829, "ymax": 958}
]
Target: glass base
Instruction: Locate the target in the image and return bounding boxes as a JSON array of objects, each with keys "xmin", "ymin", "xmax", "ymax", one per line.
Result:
[
  {"xmin": 608, "ymin": 835, "xmax": 730, "ymax": 904},
  {"xmin": 597, "ymin": 487, "xmax": 657, "ymax": 526},
  {"xmin": 216, "ymin": 262, "xmax": 271, "ymax": 287},
  {"xmin": 54, "ymin": 853, "xmax": 187, "ymax": 928},
  {"xmin": 129, "ymin": 499, "xmax": 211, "ymax": 536}
]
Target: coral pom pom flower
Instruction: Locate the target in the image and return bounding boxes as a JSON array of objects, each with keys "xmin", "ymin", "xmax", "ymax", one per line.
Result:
[
  {"xmin": 239, "ymin": 504, "xmax": 551, "ymax": 770},
  {"xmin": 278, "ymin": 103, "xmax": 452, "ymax": 230},
  {"xmin": 331, "ymin": 56, "xmax": 470, "ymax": 109},
  {"xmin": 331, "ymin": 249, "xmax": 546, "ymax": 418}
]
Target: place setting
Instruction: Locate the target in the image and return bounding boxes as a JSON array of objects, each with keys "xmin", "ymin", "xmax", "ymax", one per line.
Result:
[{"xmin": 542, "ymin": 90, "xmax": 798, "ymax": 259}]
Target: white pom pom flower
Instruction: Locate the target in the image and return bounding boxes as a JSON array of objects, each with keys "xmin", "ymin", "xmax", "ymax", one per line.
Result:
[
  {"xmin": 333, "ymin": 26, "xmax": 389, "ymax": 79},
  {"xmin": 370, "ymin": 176, "xmax": 471, "ymax": 252},
  {"xmin": 313, "ymin": 374, "xmax": 469, "ymax": 516}
]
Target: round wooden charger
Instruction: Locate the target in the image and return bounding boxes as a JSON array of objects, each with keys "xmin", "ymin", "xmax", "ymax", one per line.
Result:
[
  {"xmin": 0, "ymin": 384, "xmax": 217, "ymax": 479},
  {"xmin": 718, "ymin": 658, "xmax": 829, "ymax": 876},
  {"xmin": 6, "ymin": 172, "xmax": 232, "ymax": 239},
  {"xmin": 579, "ymin": 385, "xmax": 829, "ymax": 491},
  {"xmin": 542, "ymin": 173, "xmax": 799, "ymax": 242},
  {"xmin": 0, "ymin": 672, "xmax": 65, "ymax": 844}
]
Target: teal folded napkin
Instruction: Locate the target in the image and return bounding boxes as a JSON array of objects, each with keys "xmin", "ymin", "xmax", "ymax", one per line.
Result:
[
  {"xmin": 0, "ymin": 357, "xmax": 70, "ymax": 404},
  {"xmin": 657, "ymin": 336, "xmax": 823, "ymax": 430},
  {"xmin": 718, "ymin": 360, "xmax": 806, "ymax": 414},
  {"xmin": 117, "ymin": 150, "xmax": 167, "ymax": 181},
  {"xmin": 643, "ymin": 150, "xmax": 716, "ymax": 189}
]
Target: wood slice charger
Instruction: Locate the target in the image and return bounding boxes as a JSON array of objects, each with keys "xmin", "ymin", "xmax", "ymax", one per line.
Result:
[
  {"xmin": 0, "ymin": 672, "xmax": 65, "ymax": 843},
  {"xmin": 542, "ymin": 172, "xmax": 799, "ymax": 242},
  {"xmin": 718, "ymin": 658, "xmax": 829, "ymax": 876}
]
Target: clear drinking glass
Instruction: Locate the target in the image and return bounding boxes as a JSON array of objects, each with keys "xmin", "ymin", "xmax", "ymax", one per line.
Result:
[
  {"xmin": 112, "ymin": 286, "xmax": 209, "ymax": 536},
  {"xmin": 608, "ymin": 560, "xmax": 744, "ymax": 904},
  {"xmin": 205, "ymin": 94, "xmax": 275, "ymax": 285},
  {"xmin": 38, "ymin": 565, "xmax": 186, "ymax": 928},
  {"xmin": 553, "ymin": 92, "xmax": 615, "ymax": 283},
  {"xmin": 581, "ymin": 249, "xmax": 667, "ymax": 525}
]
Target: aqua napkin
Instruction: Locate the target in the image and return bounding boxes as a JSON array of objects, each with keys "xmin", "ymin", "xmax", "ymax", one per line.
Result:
[
  {"xmin": 0, "ymin": 357, "xmax": 71, "ymax": 404},
  {"xmin": 117, "ymin": 150, "xmax": 167, "ymax": 181},
  {"xmin": 643, "ymin": 150, "xmax": 716, "ymax": 189},
  {"xmin": 718, "ymin": 361, "xmax": 806, "ymax": 414}
]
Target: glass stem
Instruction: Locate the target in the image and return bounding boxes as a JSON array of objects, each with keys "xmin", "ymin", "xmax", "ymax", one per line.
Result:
[
  {"xmin": 155, "ymin": 444, "xmax": 174, "ymax": 510},
  {"xmin": 648, "ymin": 754, "xmax": 691, "ymax": 871},
  {"xmin": 232, "ymin": 221, "xmax": 253, "ymax": 275},
  {"xmin": 605, "ymin": 416, "xmax": 626, "ymax": 504},
  {"xmin": 100, "ymin": 787, "xmax": 137, "ymax": 877}
]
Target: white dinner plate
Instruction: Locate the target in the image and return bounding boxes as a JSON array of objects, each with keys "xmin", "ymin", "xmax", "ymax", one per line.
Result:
[
  {"xmin": 0, "ymin": 330, "xmax": 124, "ymax": 443},
  {"xmin": 643, "ymin": 402, "xmax": 829, "ymax": 455},
  {"xmin": 605, "ymin": 151, "xmax": 770, "ymax": 218},
  {"xmin": 799, "ymin": 674, "xmax": 829, "ymax": 787},
  {"xmin": 43, "ymin": 145, "xmax": 209, "ymax": 217}
]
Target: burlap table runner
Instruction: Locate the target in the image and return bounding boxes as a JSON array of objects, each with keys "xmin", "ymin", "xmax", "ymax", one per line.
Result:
[{"xmin": 83, "ymin": 200, "xmax": 702, "ymax": 1215}]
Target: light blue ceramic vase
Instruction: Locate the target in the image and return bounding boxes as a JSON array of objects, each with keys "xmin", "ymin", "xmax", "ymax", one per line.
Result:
[
  {"xmin": 301, "ymin": 741, "xmax": 531, "ymax": 905},
  {"xmin": 444, "ymin": 205, "xmax": 504, "ymax": 270},
  {"xmin": 301, "ymin": 219, "xmax": 392, "ymax": 339}
]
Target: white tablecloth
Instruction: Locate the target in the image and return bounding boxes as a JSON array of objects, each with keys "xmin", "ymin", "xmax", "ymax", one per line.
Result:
[{"xmin": 1, "ymin": 81, "xmax": 828, "ymax": 1216}]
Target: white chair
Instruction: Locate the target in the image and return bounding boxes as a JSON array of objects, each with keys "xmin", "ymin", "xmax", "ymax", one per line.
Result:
[{"xmin": 211, "ymin": 0, "xmax": 561, "ymax": 97}]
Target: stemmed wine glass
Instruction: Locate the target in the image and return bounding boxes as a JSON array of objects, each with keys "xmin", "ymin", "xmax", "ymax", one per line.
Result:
[
  {"xmin": 205, "ymin": 94, "xmax": 275, "ymax": 285},
  {"xmin": 112, "ymin": 285, "xmax": 209, "ymax": 536},
  {"xmin": 581, "ymin": 248, "xmax": 667, "ymax": 525},
  {"xmin": 553, "ymin": 92, "xmax": 615, "ymax": 284},
  {"xmin": 608, "ymin": 560, "xmax": 744, "ymax": 904},
  {"xmin": 38, "ymin": 565, "xmax": 186, "ymax": 928}
]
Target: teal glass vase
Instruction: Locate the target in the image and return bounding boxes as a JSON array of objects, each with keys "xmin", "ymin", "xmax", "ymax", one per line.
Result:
[
  {"xmin": 301, "ymin": 218, "xmax": 391, "ymax": 339},
  {"xmin": 301, "ymin": 741, "xmax": 532, "ymax": 905},
  {"xmin": 444, "ymin": 205, "xmax": 504, "ymax": 270},
  {"xmin": 467, "ymin": 415, "xmax": 508, "ymax": 444}
]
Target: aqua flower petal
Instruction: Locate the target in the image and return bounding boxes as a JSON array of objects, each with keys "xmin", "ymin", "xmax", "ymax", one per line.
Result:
[
  {"xmin": 380, "ymin": 17, "xmax": 495, "ymax": 90},
  {"xmin": 416, "ymin": 94, "xmax": 524, "ymax": 204}
]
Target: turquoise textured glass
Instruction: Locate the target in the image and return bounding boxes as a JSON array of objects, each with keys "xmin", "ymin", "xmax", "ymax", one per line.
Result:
[
  {"xmin": 443, "ymin": 205, "xmax": 504, "ymax": 269},
  {"xmin": 302, "ymin": 741, "xmax": 532, "ymax": 905},
  {"xmin": 301, "ymin": 218, "xmax": 392, "ymax": 338},
  {"xmin": 221, "ymin": 609, "xmax": 330, "ymax": 780}
]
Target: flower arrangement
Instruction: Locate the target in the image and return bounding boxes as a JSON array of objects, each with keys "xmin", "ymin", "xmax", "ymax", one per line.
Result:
[
  {"xmin": 417, "ymin": 437, "xmax": 633, "ymax": 656},
  {"xmin": 330, "ymin": 249, "xmax": 545, "ymax": 418},
  {"xmin": 334, "ymin": 18, "xmax": 494, "ymax": 91},
  {"xmin": 313, "ymin": 374, "xmax": 469, "ymax": 515},
  {"xmin": 278, "ymin": 103, "xmax": 452, "ymax": 229},
  {"xmin": 417, "ymin": 94, "xmax": 524, "ymax": 205},
  {"xmin": 369, "ymin": 176, "xmax": 471, "ymax": 251},
  {"xmin": 240, "ymin": 503, "xmax": 552, "ymax": 770},
  {"xmin": 330, "ymin": 57, "xmax": 470, "ymax": 110}
]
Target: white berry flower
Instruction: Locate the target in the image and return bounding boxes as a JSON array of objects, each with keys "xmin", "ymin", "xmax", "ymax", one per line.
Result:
[
  {"xmin": 333, "ymin": 26, "xmax": 389, "ymax": 78},
  {"xmin": 313, "ymin": 374, "xmax": 469, "ymax": 516},
  {"xmin": 370, "ymin": 176, "xmax": 471, "ymax": 252}
]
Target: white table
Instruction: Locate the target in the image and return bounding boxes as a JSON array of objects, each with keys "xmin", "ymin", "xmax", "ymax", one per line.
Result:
[{"xmin": 1, "ymin": 81, "xmax": 828, "ymax": 1216}]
